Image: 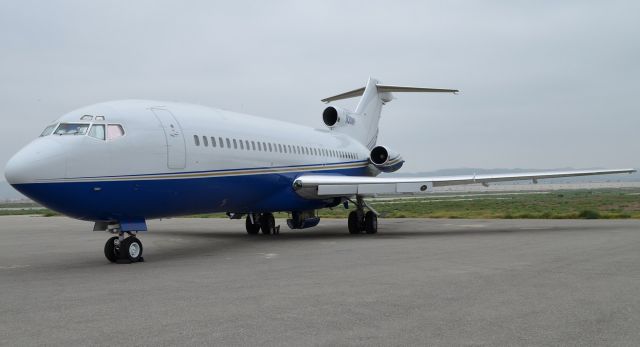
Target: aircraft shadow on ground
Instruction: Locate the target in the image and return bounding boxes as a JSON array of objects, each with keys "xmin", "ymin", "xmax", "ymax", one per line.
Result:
[
  {"xmin": 155, "ymin": 223, "xmax": 600, "ymax": 241},
  {"xmin": 143, "ymin": 223, "xmax": 601, "ymax": 263},
  {"xmin": 13, "ymin": 223, "xmax": 606, "ymax": 270}
]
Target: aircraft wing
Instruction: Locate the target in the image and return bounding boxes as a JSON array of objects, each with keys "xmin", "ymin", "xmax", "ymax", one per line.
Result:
[{"xmin": 293, "ymin": 168, "xmax": 636, "ymax": 199}]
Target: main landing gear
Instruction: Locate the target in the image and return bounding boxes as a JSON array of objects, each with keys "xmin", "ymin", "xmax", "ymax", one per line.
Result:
[
  {"xmin": 104, "ymin": 231, "xmax": 144, "ymax": 263},
  {"xmin": 246, "ymin": 213, "xmax": 280, "ymax": 235},
  {"xmin": 347, "ymin": 196, "xmax": 378, "ymax": 234}
]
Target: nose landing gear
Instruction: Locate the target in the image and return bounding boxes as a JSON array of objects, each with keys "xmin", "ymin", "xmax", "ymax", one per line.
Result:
[
  {"xmin": 104, "ymin": 231, "xmax": 144, "ymax": 263},
  {"xmin": 96, "ymin": 220, "xmax": 147, "ymax": 264}
]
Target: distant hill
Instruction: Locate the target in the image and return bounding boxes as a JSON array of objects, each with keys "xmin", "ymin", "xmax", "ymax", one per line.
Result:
[{"xmin": 383, "ymin": 167, "xmax": 640, "ymax": 183}]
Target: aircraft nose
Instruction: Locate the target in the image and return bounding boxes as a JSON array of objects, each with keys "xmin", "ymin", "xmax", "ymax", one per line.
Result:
[{"xmin": 4, "ymin": 139, "xmax": 67, "ymax": 185}]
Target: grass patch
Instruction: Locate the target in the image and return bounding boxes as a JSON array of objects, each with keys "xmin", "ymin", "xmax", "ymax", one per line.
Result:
[
  {"xmin": 0, "ymin": 209, "xmax": 50, "ymax": 216},
  {"xmin": 186, "ymin": 188, "xmax": 640, "ymax": 219},
  {"xmin": 578, "ymin": 209, "xmax": 600, "ymax": 219}
]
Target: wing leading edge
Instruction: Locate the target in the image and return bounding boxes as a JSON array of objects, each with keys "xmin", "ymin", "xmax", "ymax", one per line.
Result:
[{"xmin": 293, "ymin": 169, "xmax": 636, "ymax": 199}]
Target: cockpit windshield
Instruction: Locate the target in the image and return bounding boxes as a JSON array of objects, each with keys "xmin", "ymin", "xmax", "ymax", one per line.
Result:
[
  {"xmin": 54, "ymin": 123, "xmax": 90, "ymax": 136},
  {"xmin": 39, "ymin": 124, "xmax": 57, "ymax": 137}
]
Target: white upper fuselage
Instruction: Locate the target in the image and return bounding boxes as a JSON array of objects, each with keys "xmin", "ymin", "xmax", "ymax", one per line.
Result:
[{"xmin": 7, "ymin": 100, "xmax": 371, "ymax": 185}]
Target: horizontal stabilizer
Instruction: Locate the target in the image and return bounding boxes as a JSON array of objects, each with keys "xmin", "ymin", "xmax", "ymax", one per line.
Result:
[{"xmin": 321, "ymin": 84, "xmax": 458, "ymax": 103}]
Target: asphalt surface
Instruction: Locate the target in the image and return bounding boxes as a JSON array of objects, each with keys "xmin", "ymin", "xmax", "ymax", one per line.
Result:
[{"xmin": 1, "ymin": 216, "xmax": 639, "ymax": 346}]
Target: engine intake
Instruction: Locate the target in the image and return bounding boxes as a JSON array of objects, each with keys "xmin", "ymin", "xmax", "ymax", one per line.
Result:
[
  {"xmin": 322, "ymin": 106, "xmax": 352, "ymax": 128},
  {"xmin": 369, "ymin": 146, "xmax": 404, "ymax": 173}
]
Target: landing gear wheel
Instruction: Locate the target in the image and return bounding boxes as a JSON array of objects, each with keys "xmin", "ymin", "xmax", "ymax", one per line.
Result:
[
  {"xmin": 104, "ymin": 236, "xmax": 119, "ymax": 263},
  {"xmin": 246, "ymin": 215, "xmax": 260, "ymax": 235},
  {"xmin": 348, "ymin": 211, "xmax": 361, "ymax": 234},
  {"xmin": 119, "ymin": 237, "xmax": 143, "ymax": 263},
  {"xmin": 364, "ymin": 211, "xmax": 378, "ymax": 234},
  {"xmin": 261, "ymin": 213, "xmax": 275, "ymax": 235}
]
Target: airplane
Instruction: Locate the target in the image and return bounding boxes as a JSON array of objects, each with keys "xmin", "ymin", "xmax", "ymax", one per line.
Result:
[{"xmin": 4, "ymin": 77, "xmax": 635, "ymax": 263}]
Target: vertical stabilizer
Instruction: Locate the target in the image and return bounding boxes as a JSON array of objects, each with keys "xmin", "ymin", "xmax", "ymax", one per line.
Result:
[{"xmin": 353, "ymin": 77, "xmax": 389, "ymax": 149}]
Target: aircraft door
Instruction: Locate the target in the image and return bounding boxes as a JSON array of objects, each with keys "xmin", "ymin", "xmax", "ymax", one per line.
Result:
[{"xmin": 151, "ymin": 108, "xmax": 186, "ymax": 169}]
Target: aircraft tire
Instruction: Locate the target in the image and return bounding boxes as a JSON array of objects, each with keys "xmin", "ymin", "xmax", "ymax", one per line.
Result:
[
  {"xmin": 120, "ymin": 237, "xmax": 143, "ymax": 263},
  {"xmin": 104, "ymin": 236, "xmax": 119, "ymax": 263},
  {"xmin": 246, "ymin": 215, "xmax": 260, "ymax": 234},
  {"xmin": 364, "ymin": 211, "xmax": 378, "ymax": 234},
  {"xmin": 348, "ymin": 211, "xmax": 361, "ymax": 234},
  {"xmin": 261, "ymin": 213, "xmax": 275, "ymax": 235}
]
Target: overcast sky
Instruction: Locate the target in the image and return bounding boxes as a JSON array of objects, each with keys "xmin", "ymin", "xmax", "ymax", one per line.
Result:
[{"xmin": 1, "ymin": 0, "xmax": 638, "ymax": 176}]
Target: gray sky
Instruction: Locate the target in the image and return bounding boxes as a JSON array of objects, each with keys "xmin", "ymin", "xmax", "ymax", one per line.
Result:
[{"xmin": 1, "ymin": 0, "xmax": 638, "ymax": 176}]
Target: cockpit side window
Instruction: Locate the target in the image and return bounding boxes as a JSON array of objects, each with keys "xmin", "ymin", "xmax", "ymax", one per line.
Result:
[
  {"xmin": 107, "ymin": 124, "xmax": 125, "ymax": 140},
  {"xmin": 88, "ymin": 124, "xmax": 106, "ymax": 140},
  {"xmin": 40, "ymin": 124, "xmax": 57, "ymax": 137},
  {"xmin": 54, "ymin": 123, "xmax": 90, "ymax": 136}
]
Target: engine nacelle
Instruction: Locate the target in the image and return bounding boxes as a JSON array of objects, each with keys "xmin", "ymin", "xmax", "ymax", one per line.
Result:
[
  {"xmin": 369, "ymin": 145, "xmax": 404, "ymax": 173},
  {"xmin": 322, "ymin": 106, "xmax": 354, "ymax": 128}
]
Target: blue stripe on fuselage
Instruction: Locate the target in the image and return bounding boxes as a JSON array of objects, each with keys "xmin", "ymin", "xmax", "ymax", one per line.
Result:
[{"xmin": 11, "ymin": 166, "xmax": 368, "ymax": 221}]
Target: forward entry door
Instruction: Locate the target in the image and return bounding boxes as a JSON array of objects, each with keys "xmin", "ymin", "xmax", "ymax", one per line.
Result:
[{"xmin": 151, "ymin": 108, "xmax": 186, "ymax": 169}]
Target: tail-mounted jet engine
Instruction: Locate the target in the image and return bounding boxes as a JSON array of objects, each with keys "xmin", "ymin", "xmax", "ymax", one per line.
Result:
[
  {"xmin": 322, "ymin": 106, "xmax": 355, "ymax": 128},
  {"xmin": 369, "ymin": 145, "xmax": 404, "ymax": 173}
]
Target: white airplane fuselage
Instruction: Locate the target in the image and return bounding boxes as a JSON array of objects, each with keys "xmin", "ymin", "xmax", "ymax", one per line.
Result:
[{"xmin": 5, "ymin": 100, "xmax": 371, "ymax": 221}]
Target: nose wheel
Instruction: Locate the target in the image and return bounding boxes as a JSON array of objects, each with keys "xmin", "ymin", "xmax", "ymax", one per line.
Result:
[{"xmin": 104, "ymin": 233, "xmax": 144, "ymax": 263}]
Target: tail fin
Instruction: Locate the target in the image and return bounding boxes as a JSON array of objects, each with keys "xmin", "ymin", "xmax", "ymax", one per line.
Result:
[{"xmin": 321, "ymin": 77, "xmax": 458, "ymax": 149}]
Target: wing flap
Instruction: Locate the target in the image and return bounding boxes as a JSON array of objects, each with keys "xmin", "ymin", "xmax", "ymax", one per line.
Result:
[{"xmin": 293, "ymin": 169, "xmax": 636, "ymax": 199}]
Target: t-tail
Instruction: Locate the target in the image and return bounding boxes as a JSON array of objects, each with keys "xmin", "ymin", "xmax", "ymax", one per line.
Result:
[{"xmin": 321, "ymin": 77, "xmax": 458, "ymax": 149}]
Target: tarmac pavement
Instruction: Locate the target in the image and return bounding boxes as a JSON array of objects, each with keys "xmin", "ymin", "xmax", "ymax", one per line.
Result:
[{"xmin": 1, "ymin": 216, "xmax": 639, "ymax": 346}]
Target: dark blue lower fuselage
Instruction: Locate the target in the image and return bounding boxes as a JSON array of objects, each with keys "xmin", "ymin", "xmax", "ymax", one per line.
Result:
[{"xmin": 12, "ymin": 165, "xmax": 367, "ymax": 222}]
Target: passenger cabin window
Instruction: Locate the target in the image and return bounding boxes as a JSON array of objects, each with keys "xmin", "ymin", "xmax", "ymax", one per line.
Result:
[
  {"xmin": 226, "ymin": 138, "xmax": 231, "ymax": 148},
  {"xmin": 240, "ymin": 140, "xmax": 244, "ymax": 150},
  {"xmin": 40, "ymin": 124, "xmax": 57, "ymax": 137},
  {"xmin": 233, "ymin": 139, "xmax": 238, "ymax": 149},
  {"xmin": 219, "ymin": 137, "xmax": 224, "ymax": 148},
  {"xmin": 55, "ymin": 123, "xmax": 90, "ymax": 136},
  {"xmin": 211, "ymin": 137, "xmax": 216, "ymax": 147},
  {"xmin": 107, "ymin": 124, "xmax": 125, "ymax": 140},
  {"xmin": 202, "ymin": 136, "xmax": 208, "ymax": 147},
  {"xmin": 193, "ymin": 135, "xmax": 200, "ymax": 146},
  {"xmin": 89, "ymin": 124, "xmax": 105, "ymax": 140}
]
